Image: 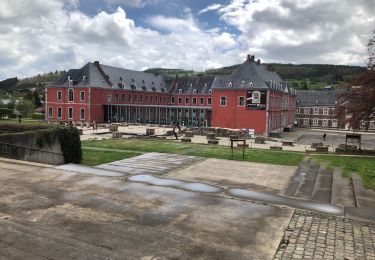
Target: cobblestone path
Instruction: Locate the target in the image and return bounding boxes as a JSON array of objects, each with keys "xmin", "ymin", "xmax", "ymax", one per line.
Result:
[{"xmin": 274, "ymin": 210, "xmax": 375, "ymax": 260}]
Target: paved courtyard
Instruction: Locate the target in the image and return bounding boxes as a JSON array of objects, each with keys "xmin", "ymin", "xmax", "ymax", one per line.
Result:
[{"xmin": 1, "ymin": 154, "xmax": 375, "ymax": 259}]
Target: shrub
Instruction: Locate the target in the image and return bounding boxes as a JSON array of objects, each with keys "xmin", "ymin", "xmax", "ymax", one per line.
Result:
[{"xmin": 31, "ymin": 112, "xmax": 44, "ymax": 120}]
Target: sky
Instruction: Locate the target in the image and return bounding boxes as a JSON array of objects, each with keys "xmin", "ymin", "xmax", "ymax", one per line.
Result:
[{"xmin": 0, "ymin": 0, "xmax": 374, "ymax": 80}]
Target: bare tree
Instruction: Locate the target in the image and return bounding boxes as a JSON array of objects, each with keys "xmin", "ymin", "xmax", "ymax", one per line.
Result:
[{"xmin": 339, "ymin": 29, "xmax": 375, "ymax": 130}]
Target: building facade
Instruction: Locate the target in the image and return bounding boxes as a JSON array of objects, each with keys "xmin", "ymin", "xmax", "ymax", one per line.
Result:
[
  {"xmin": 295, "ymin": 90, "xmax": 345, "ymax": 129},
  {"xmin": 46, "ymin": 55, "xmax": 297, "ymax": 135}
]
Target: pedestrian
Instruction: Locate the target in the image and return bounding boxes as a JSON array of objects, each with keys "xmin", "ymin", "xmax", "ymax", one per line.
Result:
[
  {"xmin": 323, "ymin": 133, "xmax": 327, "ymax": 141},
  {"xmin": 173, "ymin": 121, "xmax": 181, "ymax": 140}
]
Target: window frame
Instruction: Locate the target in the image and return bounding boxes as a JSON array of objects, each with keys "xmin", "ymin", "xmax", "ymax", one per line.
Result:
[
  {"xmin": 68, "ymin": 88, "xmax": 74, "ymax": 102},
  {"xmin": 80, "ymin": 91, "xmax": 85, "ymax": 102},
  {"xmin": 207, "ymin": 97, "xmax": 212, "ymax": 105},
  {"xmin": 238, "ymin": 96, "xmax": 245, "ymax": 107},
  {"xmin": 48, "ymin": 106, "xmax": 53, "ymax": 118},
  {"xmin": 68, "ymin": 107, "xmax": 73, "ymax": 119},
  {"xmin": 220, "ymin": 96, "xmax": 227, "ymax": 107},
  {"xmin": 57, "ymin": 107, "xmax": 62, "ymax": 119},
  {"xmin": 80, "ymin": 108, "xmax": 85, "ymax": 120},
  {"xmin": 57, "ymin": 91, "xmax": 62, "ymax": 101}
]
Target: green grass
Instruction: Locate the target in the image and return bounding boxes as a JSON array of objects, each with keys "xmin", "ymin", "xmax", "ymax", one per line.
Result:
[
  {"xmin": 82, "ymin": 138, "xmax": 304, "ymax": 166},
  {"xmin": 82, "ymin": 149, "xmax": 142, "ymax": 166},
  {"xmin": 312, "ymin": 155, "xmax": 375, "ymax": 190}
]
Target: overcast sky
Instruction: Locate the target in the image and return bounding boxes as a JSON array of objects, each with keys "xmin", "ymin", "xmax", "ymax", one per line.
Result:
[{"xmin": 0, "ymin": 0, "xmax": 374, "ymax": 79}]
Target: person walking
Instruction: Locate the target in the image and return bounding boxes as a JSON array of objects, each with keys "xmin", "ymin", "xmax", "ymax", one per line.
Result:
[
  {"xmin": 323, "ymin": 133, "xmax": 327, "ymax": 141},
  {"xmin": 173, "ymin": 121, "xmax": 181, "ymax": 140}
]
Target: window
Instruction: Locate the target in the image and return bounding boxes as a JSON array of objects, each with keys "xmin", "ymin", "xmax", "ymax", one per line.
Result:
[
  {"xmin": 323, "ymin": 108, "xmax": 329, "ymax": 115},
  {"xmin": 68, "ymin": 107, "xmax": 73, "ymax": 119},
  {"xmin": 304, "ymin": 118, "xmax": 309, "ymax": 126},
  {"xmin": 304, "ymin": 108, "xmax": 309, "ymax": 115},
  {"xmin": 80, "ymin": 108, "xmax": 85, "ymax": 120},
  {"xmin": 238, "ymin": 96, "xmax": 245, "ymax": 107},
  {"xmin": 68, "ymin": 88, "xmax": 74, "ymax": 102},
  {"xmin": 178, "ymin": 97, "xmax": 182, "ymax": 104},
  {"xmin": 115, "ymin": 94, "xmax": 119, "ymax": 102},
  {"xmin": 332, "ymin": 119, "xmax": 338, "ymax": 127},
  {"xmin": 208, "ymin": 89, "xmax": 212, "ymax": 94},
  {"xmin": 150, "ymin": 96, "xmax": 153, "ymax": 102},
  {"xmin": 179, "ymin": 89, "xmax": 182, "ymax": 94},
  {"xmin": 200, "ymin": 97, "xmax": 204, "ymax": 105},
  {"xmin": 80, "ymin": 91, "xmax": 85, "ymax": 101},
  {"xmin": 185, "ymin": 98, "xmax": 190, "ymax": 104},
  {"xmin": 48, "ymin": 107, "xmax": 52, "ymax": 118},
  {"xmin": 192, "ymin": 97, "xmax": 197, "ymax": 105},
  {"xmin": 207, "ymin": 98, "xmax": 212, "ymax": 105},
  {"xmin": 171, "ymin": 97, "xmax": 175, "ymax": 104},
  {"xmin": 122, "ymin": 94, "xmax": 126, "ymax": 102},
  {"xmin": 57, "ymin": 91, "xmax": 62, "ymax": 101},
  {"xmin": 140, "ymin": 95, "xmax": 143, "ymax": 103},
  {"xmin": 313, "ymin": 118, "xmax": 318, "ymax": 126},
  {"xmin": 228, "ymin": 82, "xmax": 232, "ymax": 87},
  {"xmin": 129, "ymin": 94, "xmax": 132, "ymax": 102},
  {"xmin": 314, "ymin": 107, "xmax": 319, "ymax": 115},
  {"xmin": 57, "ymin": 107, "xmax": 62, "ymax": 118},
  {"xmin": 322, "ymin": 119, "xmax": 328, "ymax": 126},
  {"xmin": 220, "ymin": 96, "xmax": 227, "ymax": 106},
  {"xmin": 134, "ymin": 95, "xmax": 138, "ymax": 103},
  {"xmin": 159, "ymin": 96, "xmax": 162, "ymax": 103},
  {"xmin": 193, "ymin": 89, "xmax": 197, "ymax": 94}
]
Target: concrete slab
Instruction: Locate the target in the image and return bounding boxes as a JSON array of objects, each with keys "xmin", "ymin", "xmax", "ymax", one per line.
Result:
[
  {"xmin": 0, "ymin": 158, "xmax": 292, "ymax": 260},
  {"xmin": 166, "ymin": 158, "xmax": 296, "ymax": 194},
  {"xmin": 96, "ymin": 152, "xmax": 205, "ymax": 176},
  {"xmin": 331, "ymin": 168, "xmax": 356, "ymax": 207},
  {"xmin": 352, "ymin": 172, "xmax": 375, "ymax": 209}
]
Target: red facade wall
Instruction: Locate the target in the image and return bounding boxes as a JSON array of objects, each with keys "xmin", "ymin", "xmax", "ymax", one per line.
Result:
[{"xmin": 211, "ymin": 89, "xmax": 266, "ymax": 133}]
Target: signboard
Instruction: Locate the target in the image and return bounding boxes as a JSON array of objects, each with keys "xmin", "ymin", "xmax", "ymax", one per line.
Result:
[{"xmin": 246, "ymin": 90, "xmax": 266, "ymax": 110}]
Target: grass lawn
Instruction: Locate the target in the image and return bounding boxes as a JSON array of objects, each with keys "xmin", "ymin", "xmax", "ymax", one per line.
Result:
[
  {"xmin": 312, "ymin": 155, "xmax": 375, "ymax": 190},
  {"xmin": 82, "ymin": 138, "xmax": 304, "ymax": 166},
  {"xmin": 82, "ymin": 149, "xmax": 142, "ymax": 166}
]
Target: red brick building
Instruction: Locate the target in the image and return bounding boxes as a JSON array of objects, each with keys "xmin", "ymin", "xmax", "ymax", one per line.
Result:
[{"xmin": 46, "ymin": 55, "xmax": 297, "ymax": 135}]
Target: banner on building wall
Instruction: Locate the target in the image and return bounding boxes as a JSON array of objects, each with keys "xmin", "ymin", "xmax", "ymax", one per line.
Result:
[{"xmin": 246, "ymin": 90, "xmax": 267, "ymax": 110}]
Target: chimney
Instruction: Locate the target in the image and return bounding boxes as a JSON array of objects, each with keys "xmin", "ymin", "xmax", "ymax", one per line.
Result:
[
  {"xmin": 94, "ymin": 61, "xmax": 99, "ymax": 65},
  {"xmin": 250, "ymin": 55, "xmax": 255, "ymax": 62},
  {"xmin": 256, "ymin": 59, "xmax": 261, "ymax": 65},
  {"xmin": 246, "ymin": 54, "xmax": 251, "ymax": 62}
]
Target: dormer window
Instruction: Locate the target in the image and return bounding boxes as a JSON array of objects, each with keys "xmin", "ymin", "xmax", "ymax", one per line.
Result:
[
  {"xmin": 204, "ymin": 83, "xmax": 208, "ymax": 88},
  {"xmin": 142, "ymin": 86, "xmax": 147, "ymax": 91},
  {"xmin": 228, "ymin": 82, "xmax": 233, "ymax": 87},
  {"xmin": 142, "ymin": 80, "xmax": 145, "ymax": 84},
  {"xmin": 161, "ymin": 88, "xmax": 165, "ymax": 93},
  {"xmin": 208, "ymin": 89, "xmax": 212, "ymax": 94},
  {"xmin": 249, "ymin": 82, "xmax": 254, "ymax": 87},
  {"xmin": 131, "ymin": 78, "xmax": 135, "ymax": 82},
  {"xmin": 178, "ymin": 89, "xmax": 182, "ymax": 94},
  {"xmin": 120, "ymin": 76, "xmax": 123, "ymax": 81},
  {"xmin": 83, "ymin": 75, "xmax": 87, "ymax": 80},
  {"xmin": 106, "ymin": 75, "xmax": 110, "ymax": 80},
  {"xmin": 118, "ymin": 83, "xmax": 125, "ymax": 89},
  {"xmin": 193, "ymin": 89, "xmax": 197, "ymax": 94},
  {"xmin": 241, "ymin": 79, "xmax": 246, "ymax": 84},
  {"xmin": 152, "ymin": 81, "xmax": 155, "ymax": 85},
  {"xmin": 189, "ymin": 83, "xmax": 193, "ymax": 88}
]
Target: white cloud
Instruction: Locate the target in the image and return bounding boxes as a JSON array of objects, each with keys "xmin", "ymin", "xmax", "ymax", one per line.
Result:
[
  {"xmin": 216, "ymin": 0, "xmax": 374, "ymax": 65},
  {"xmin": 198, "ymin": 3, "xmax": 223, "ymax": 15},
  {"xmin": 0, "ymin": 1, "xmax": 240, "ymax": 79},
  {"xmin": 104, "ymin": 0, "xmax": 160, "ymax": 8}
]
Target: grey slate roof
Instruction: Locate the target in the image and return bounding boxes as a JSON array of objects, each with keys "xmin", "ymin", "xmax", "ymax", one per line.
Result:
[
  {"xmin": 49, "ymin": 57, "xmax": 296, "ymax": 95},
  {"xmin": 170, "ymin": 75, "xmax": 216, "ymax": 94},
  {"xmin": 211, "ymin": 59, "xmax": 295, "ymax": 94},
  {"xmin": 51, "ymin": 62, "xmax": 170, "ymax": 93},
  {"xmin": 296, "ymin": 90, "xmax": 344, "ymax": 106}
]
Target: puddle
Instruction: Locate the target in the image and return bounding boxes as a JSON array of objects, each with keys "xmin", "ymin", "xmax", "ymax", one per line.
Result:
[
  {"xmin": 128, "ymin": 175, "xmax": 222, "ymax": 193},
  {"xmin": 228, "ymin": 188, "xmax": 344, "ymax": 216},
  {"xmin": 55, "ymin": 164, "xmax": 123, "ymax": 177}
]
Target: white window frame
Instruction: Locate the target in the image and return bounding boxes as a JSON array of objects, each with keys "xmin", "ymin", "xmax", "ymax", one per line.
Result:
[
  {"xmin": 314, "ymin": 107, "xmax": 319, "ymax": 115},
  {"xmin": 57, "ymin": 107, "xmax": 62, "ymax": 119},
  {"xmin": 200, "ymin": 97, "xmax": 204, "ymax": 105},
  {"xmin": 323, "ymin": 108, "xmax": 329, "ymax": 115},
  {"xmin": 48, "ymin": 106, "xmax": 53, "ymax": 118},
  {"xmin": 313, "ymin": 118, "xmax": 318, "ymax": 126},
  {"xmin": 178, "ymin": 89, "xmax": 182, "ymax": 94},
  {"xmin": 304, "ymin": 107, "xmax": 309, "ymax": 115},
  {"xmin": 68, "ymin": 107, "xmax": 73, "ymax": 119},
  {"xmin": 57, "ymin": 91, "xmax": 62, "ymax": 101},
  {"xmin": 80, "ymin": 108, "xmax": 85, "ymax": 120},
  {"xmin": 322, "ymin": 119, "xmax": 328, "ymax": 126},
  {"xmin": 304, "ymin": 118, "xmax": 309, "ymax": 126},
  {"xmin": 220, "ymin": 96, "xmax": 227, "ymax": 107},
  {"xmin": 192, "ymin": 97, "xmax": 197, "ymax": 105},
  {"xmin": 185, "ymin": 97, "xmax": 190, "ymax": 105},
  {"xmin": 80, "ymin": 91, "xmax": 85, "ymax": 101},
  {"xmin": 332, "ymin": 119, "xmax": 338, "ymax": 127},
  {"xmin": 238, "ymin": 96, "xmax": 245, "ymax": 107},
  {"xmin": 68, "ymin": 88, "xmax": 74, "ymax": 102},
  {"xmin": 178, "ymin": 97, "xmax": 182, "ymax": 104},
  {"xmin": 207, "ymin": 98, "xmax": 212, "ymax": 105},
  {"xmin": 107, "ymin": 94, "xmax": 112, "ymax": 103}
]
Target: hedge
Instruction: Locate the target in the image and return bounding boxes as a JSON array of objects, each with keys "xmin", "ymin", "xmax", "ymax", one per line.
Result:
[{"xmin": 31, "ymin": 112, "xmax": 45, "ymax": 120}]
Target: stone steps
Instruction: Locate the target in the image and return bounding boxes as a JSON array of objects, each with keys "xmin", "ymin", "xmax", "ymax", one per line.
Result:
[{"xmin": 284, "ymin": 158, "xmax": 375, "ymax": 211}]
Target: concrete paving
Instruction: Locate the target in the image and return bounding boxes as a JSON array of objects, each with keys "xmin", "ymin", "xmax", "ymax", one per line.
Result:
[
  {"xmin": 0, "ymin": 158, "xmax": 293, "ymax": 260},
  {"xmin": 166, "ymin": 158, "xmax": 296, "ymax": 194}
]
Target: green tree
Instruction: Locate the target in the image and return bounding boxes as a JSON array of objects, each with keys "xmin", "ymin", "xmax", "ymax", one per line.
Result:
[{"xmin": 16, "ymin": 100, "xmax": 35, "ymax": 116}]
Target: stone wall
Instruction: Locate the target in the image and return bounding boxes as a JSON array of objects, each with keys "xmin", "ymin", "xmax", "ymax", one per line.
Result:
[{"xmin": 0, "ymin": 131, "xmax": 64, "ymax": 165}]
